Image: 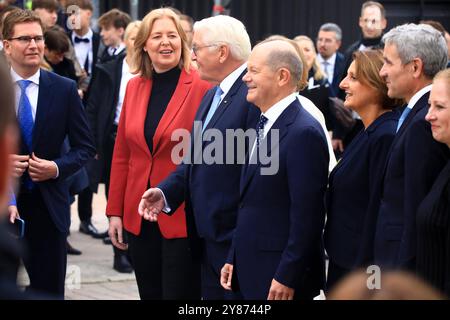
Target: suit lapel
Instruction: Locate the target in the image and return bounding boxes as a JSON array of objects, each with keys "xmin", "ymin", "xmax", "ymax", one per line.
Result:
[
  {"xmin": 135, "ymin": 77, "xmax": 152, "ymax": 158},
  {"xmin": 33, "ymin": 70, "xmax": 54, "ymax": 150},
  {"xmin": 240, "ymin": 102, "xmax": 298, "ymax": 197},
  {"xmin": 203, "ymin": 70, "xmax": 247, "ymax": 132},
  {"xmin": 152, "ymin": 69, "xmax": 192, "ymax": 156}
]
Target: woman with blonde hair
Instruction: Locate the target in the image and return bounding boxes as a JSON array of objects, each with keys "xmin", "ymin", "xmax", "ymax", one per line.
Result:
[
  {"xmin": 105, "ymin": 8, "xmax": 211, "ymax": 299},
  {"xmin": 417, "ymin": 69, "xmax": 450, "ymax": 296}
]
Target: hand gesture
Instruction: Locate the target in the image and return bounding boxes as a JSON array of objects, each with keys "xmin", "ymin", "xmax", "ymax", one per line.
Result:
[
  {"xmin": 108, "ymin": 216, "xmax": 128, "ymax": 250},
  {"xmin": 220, "ymin": 263, "xmax": 234, "ymax": 291},
  {"xmin": 138, "ymin": 188, "xmax": 165, "ymax": 222}
]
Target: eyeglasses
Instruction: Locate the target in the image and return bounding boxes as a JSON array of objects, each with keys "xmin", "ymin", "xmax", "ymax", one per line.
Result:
[
  {"xmin": 7, "ymin": 35, "xmax": 44, "ymax": 44},
  {"xmin": 191, "ymin": 44, "xmax": 219, "ymax": 55}
]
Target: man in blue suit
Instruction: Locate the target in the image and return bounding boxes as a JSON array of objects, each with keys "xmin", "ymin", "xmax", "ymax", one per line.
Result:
[
  {"xmin": 3, "ymin": 9, "xmax": 95, "ymax": 298},
  {"xmin": 375, "ymin": 23, "xmax": 449, "ymax": 270},
  {"xmin": 220, "ymin": 39, "xmax": 329, "ymax": 300},
  {"xmin": 138, "ymin": 15, "xmax": 259, "ymax": 299}
]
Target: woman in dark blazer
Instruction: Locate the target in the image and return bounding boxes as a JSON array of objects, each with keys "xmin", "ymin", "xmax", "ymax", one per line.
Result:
[
  {"xmin": 417, "ymin": 69, "xmax": 450, "ymax": 296},
  {"xmin": 105, "ymin": 8, "xmax": 210, "ymax": 299},
  {"xmin": 324, "ymin": 50, "xmax": 402, "ymax": 291}
]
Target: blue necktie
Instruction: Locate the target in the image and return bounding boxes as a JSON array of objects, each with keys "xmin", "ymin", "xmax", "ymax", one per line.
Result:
[
  {"xmin": 396, "ymin": 106, "xmax": 411, "ymax": 133},
  {"xmin": 17, "ymin": 80, "xmax": 34, "ymax": 152},
  {"xmin": 202, "ymin": 86, "xmax": 223, "ymax": 132},
  {"xmin": 17, "ymin": 80, "xmax": 35, "ymax": 190},
  {"xmin": 256, "ymin": 114, "xmax": 269, "ymax": 146}
]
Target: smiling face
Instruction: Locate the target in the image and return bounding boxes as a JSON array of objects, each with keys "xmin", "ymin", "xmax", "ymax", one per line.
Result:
[
  {"xmin": 340, "ymin": 61, "xmax": 379, "ymax": 112},
  {"xmin": 144, "ymin": 16, "xmax": 182, "ymax": 73},
  {"xmin": 3, "ymin": 22, "xmax": 44, "ymax": 77},
  {"xmin": 426, "ymin": 79, "xmax": 450, "ymax": 146},
  {"xmin": 296, "ymin": 39, "xmax": 316, "ymax": 71}
]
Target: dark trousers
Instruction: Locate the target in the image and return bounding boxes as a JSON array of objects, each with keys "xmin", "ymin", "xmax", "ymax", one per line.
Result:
[
  {"xmin": 77, "ymin": 187, "xmax": 93, "ymax": 222},
  {"xmin": 202, "ymin": 240, "xmax": 242, "ymax": 300},
  {"xmin": 126, "ymin": 219, "xmax": 200, "ymax": 300},
  {"xmin": 326, "ymin": 259, "xmax": 351, "ymax": 293},
  {"xmin": 18, "ymin": 190, "xmax": 67, "ymax": 299}
]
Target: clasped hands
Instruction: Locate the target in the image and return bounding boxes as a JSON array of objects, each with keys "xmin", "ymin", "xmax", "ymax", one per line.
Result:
[
  {"xmin": 138, "ymin": 188, "xmax": 165, "ymax": 222},
  {"xmin": 10, "ymin": 153, "xmax": 57, "ymax": 182}
]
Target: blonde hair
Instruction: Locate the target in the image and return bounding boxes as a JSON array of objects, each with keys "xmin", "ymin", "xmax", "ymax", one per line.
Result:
[
  {"xmin": 293, "ymin": 35, "xmax": 326, "ymax": 82},
  {"xmin": 262, "ymin": 35, "xmax": 308, "ymax": 91},
  {"xmin": 130, "ymin": 8, "xmax": 191, "ymax": 79},
  {"xmin": 433, "ymin": 68, "xmax": 450, "ymax": 95}
]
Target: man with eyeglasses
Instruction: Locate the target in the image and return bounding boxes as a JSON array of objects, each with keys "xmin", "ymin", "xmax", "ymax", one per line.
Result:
[
  {"xmin": 138, "ymin": 15, "xmax": 259, "ymax": 300},
  {"xmin": 2, "ymin": 9, "xmax": 94, "ymax": 298}
]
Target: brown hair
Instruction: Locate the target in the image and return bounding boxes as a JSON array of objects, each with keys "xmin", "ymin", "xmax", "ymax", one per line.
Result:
[
  {"xmin": 64, "ymin": 0, "xmax": 93, "ymax": 11},
  {"xmin": 2, "ymin": 9, "xmax": 44, "ymax": 40},
  {"xmin": 361, "ymin": 1, "xmax": 385, "ymax": 19},
  {"xmin": 98, "ymin": 8, "xmax": 131, "ymax": 31},
  {"xmin": 32, "ymin": 0, "xmax": 59, "ymax": 12},
  {"xmin": 130, "ymin": 8, "xmax": 191, "ymax": 79},
  {"xmin": 353, "ymin": 49, "xmax": 403, "ymax": 109},
  {"xmin": 262, "ymin": 35, "xmax": 308, "ymax": 91},
  {"xmin": 44, "ymin": 25, "xmax": 69, "ymax": 53}
]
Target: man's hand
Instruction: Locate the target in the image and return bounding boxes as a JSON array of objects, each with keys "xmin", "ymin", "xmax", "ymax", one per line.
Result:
[
  {"xmin": 8, "ymin": 205, "xmax": 20, "ymax": 224},
  {"xmin": 138, "ymin": 188, "xmax": 165, "ymax": 222},
  {"xmin": 108, "ymin": 216, "xmax": 128, "ymax": 250},
  {"xmin": 28, "ymin": 152, "xmax": 57, "ymax": 182},
  {"xmin": 220, "ymin": 263, "xmax": 233, "ymax": 291},
  {"xmin": 332, "ymin": 139, "xmax": 344, "ymax": 153},
  {"xmin": 10, "ymin": 154, "xmax": 29, "ymax": 178},
  {"xmin": 267, "ymin": 279, "xmax": 294, "ymax": 300}
]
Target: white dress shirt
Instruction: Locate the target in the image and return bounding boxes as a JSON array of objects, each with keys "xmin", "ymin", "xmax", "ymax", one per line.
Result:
[
  {"xmin": 406, "ymin": 84, "xmax": 432, "ymax": 112},
  {"xmin": 72, "ymin": 28, "xmax": 94, "ymax": 74},
  {"xmin": 317, "ymin": 53, "xmax": 337, "ymax": 84},
  {"xmin": 108, "ymin": 43, "xmax": 126, "ymax": 57},
  {"xmin": 114, "ymin": 60, "xmax": 136, "ymax": 125}
]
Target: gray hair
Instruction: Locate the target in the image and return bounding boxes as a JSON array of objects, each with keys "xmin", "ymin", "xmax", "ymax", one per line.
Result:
[
  {"xmin": 261, "ymin": 42, "xmax": 303, "ymax": 88},
  {"xmin": 193, "ymin": 15, "xmax": 251, "ymax": 62},
  {"xmin": 319, "ymin": 23, "xmax": 342, "ymax": 41},
  {"xmin": 382, "ymin": 23, "xmax": 448, "ymax": 78}
]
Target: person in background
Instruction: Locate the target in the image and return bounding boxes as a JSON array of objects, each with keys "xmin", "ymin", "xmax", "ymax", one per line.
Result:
[
  {"xmin": 86, "ymin": 20, "xmax": 141, "ymax": 273},
  {"xmin": 179, "ymin": 13, "xmax": 193, "ymax": 49},
  {"xmin": 324, "ymin": 50, "xmax": 401, "ymax": 291},
  {"xmin": 44, "ymin": 25, "xmax": 76, "ymax": 81},
  {"xmin": 106, "ymin": 8, "xmax": 210, "ymax": 299},
  {"xmin": 32, "ymin": 0, "xmax": 57, "ymax": 29},
  {"xmin": 417, "ymin": 68, "xmax": 450, "ymax": 297},
  {"xmin": 294, "ymin": 35, "xmax": 334, "ymax": 132}
]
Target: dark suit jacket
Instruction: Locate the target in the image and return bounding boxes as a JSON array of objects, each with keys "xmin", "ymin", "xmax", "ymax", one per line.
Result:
[
  {"xmin": 324, "ymin": 111, "xmax": 398, "ymax": 269},
  {"xmin": 159, "ymin": 71, "xmax": 260, "ymax": 262},
  {"xmin": 374, "ymin": 92, "xmax": 449, "ymax": 269},
  {"xmin": 17, "ymin": 70, "xmax": 95, "ymax": 234},
  {"xmin": 68, "ymin": 31, "xmax": 101, "ymax": 73},
  {"xmin": 85, "ymin": 53, "xmax": 125, "ymax": 190},
  {"xmin": 228, "ymin": 100, "xmax": 329, "ymax": 300},
  {"xmin": 330, "ymin": 52, "xmax": 346, "ymax": 98}
]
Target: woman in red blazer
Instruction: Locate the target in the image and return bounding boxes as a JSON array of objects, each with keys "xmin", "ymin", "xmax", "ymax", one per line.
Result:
[{"xmin": 106, "ymin": 8, "xmax": 210, "ymax": 299}]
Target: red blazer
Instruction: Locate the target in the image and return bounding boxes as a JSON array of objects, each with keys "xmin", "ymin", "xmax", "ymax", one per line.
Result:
[{"xmin": 106, "ymin": 68, "xmax": 211, "ymax": 238}]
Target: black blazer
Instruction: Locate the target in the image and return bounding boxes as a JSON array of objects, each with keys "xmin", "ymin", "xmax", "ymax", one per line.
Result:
[
  {"xmin": 68, "ymin": 31, "xmax": 101, "ymax": 74},
  {"xmin": 374, "ymin": 92, "xmax": 449, "ymax": 269},
  {"xmin": 85, "ymin": 53, "xmax": 125, "ymax": 190},
  {"xmin": 416, "ymin": 160, "xmax": 450, "ymax": 296},
  {"xmin": 324, "ymin": 111, "xmax": 398, "ymax": 269},
  {"xmin": 330, "ymin": 52, "xmax": 346, "ymax": 98}
]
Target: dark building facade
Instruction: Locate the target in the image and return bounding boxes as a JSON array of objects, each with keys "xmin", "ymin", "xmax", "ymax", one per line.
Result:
[{"xmin": 99, "ymin": 0, "xmax": 450, "ymax": 49}]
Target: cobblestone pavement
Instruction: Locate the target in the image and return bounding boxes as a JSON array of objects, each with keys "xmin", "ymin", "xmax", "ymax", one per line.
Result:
[{"xmin": 17, "ymin": 184, "xmax": 140, "ymax": 300}]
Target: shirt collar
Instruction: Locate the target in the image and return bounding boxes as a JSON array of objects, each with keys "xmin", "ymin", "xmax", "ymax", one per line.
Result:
[
  {"xmin": 262, "ymin": 92, "xmax": 297, "ymax": 123},
  {"xmin": 218, "ymin": 63, "xmax": 247, "ymax": 96},
  {"xmin": 406, "ymin": 84, "xmax": 432, "ymax": 110},
  {"xmin": 318, "ymin": 53, "xmax": 337, "ymax": 66},
  {"xmin": 72, "ymin": 28, "xmax": 93, "ymax": 42},
  {"xmin": 10, "ymin": 67, "xmax": 40, "ymax": 85}
]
